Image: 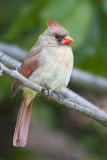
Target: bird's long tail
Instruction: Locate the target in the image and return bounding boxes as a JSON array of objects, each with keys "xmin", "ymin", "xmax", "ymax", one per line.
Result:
[{"xmin": 13, "ymin": 95, "xmax": 34, "ymax": 147}]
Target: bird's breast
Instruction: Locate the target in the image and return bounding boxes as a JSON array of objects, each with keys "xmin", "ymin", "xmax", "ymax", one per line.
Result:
[{"xmin": 29, "ymin": 46, "xmax": 73, "ymax": 91}]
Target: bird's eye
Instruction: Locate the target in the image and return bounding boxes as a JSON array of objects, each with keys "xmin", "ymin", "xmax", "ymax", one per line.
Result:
[{"xmin": 55, "ymin": 34, "xmax": 59, "ymax": 38}]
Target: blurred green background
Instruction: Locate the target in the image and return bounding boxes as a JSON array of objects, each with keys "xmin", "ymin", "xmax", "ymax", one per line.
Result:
[{"xmin": 0, "ymin": 0, "xmax": 107, "ymax": 160}]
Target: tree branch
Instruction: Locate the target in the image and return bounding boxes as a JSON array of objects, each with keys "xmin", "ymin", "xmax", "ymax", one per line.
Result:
[
  {"xmin": 71, "ymin": 69, "xmax": 107, "ymax": 93},
  {"xmin": 0, "ymin": 51, "xmax": 107, "ymax": 127},
  {"xmin": 0, "ymin": 41, "xmax": 26, "ymax": 61},
  {"xmin": 0, "ymin": 42, "xmax": 107, "ymax": 93}
]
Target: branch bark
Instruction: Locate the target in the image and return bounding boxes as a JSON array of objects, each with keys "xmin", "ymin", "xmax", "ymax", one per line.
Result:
[
  {"xmin": 0, "ymin": 51, "xmax": 107, "ymax": 127},
  {"xmin": 71, "ymin": 69, "xmax": 107, "ymax": 93},
  {"xmin": 0, "ymin": 42, "xmax": 107, "ymax": 93}
]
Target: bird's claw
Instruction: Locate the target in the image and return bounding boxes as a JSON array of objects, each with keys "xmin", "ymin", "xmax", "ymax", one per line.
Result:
[
  {"xmin": 53, "ymin": 91, "xmax": 64, "ymax": 103},
  {"xmin": 42, "ymin": 88, "xmax": 64, "ymax": 103},
  {"xmin": 11, "ymin": 65, "xmax": 19, "ymax": 70},
  {"xmin": 41, "ymin": 88, "xmax": 52, "ymax": 100},
  {"xmin": 46, "ymin": 88, "xmax": 53, "ymax": 101}
]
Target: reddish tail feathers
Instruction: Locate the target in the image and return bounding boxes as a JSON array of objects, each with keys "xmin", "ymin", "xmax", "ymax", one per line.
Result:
[{"xmin": 13, "ymin": 95, "xmax": 34, "ymax": 147}]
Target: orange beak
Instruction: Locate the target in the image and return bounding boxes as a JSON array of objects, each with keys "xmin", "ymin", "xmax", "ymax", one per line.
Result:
[{"xmin": 61, "ymin": 35, "xmax": 74, "ymax": 45}]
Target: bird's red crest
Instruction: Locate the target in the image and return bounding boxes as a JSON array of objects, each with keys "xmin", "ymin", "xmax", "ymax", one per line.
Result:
[{"xmin": 47, "ymin": 19, "xmax": 62, "ymax": 28}]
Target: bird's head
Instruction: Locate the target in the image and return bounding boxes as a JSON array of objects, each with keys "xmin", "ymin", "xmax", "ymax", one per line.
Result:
[{"xmin": 38, "ymin": 19, "xmax": 74, "ymax": 47}]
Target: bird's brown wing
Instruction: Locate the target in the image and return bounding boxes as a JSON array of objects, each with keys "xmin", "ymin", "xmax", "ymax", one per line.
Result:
[{"xmin": 11, "ymin": 55, "xmax": 39, "ymax": 96}]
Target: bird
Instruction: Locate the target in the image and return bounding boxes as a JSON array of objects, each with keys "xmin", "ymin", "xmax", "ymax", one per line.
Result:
[{"xmin": 11, "ymin": 19, "xmax": 74, "ymax": 147}]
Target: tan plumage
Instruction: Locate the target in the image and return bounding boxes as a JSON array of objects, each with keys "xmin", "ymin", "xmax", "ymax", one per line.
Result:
[{"xmin": 12, "ymin": 19, "xmax": 74, "ymax": 147}]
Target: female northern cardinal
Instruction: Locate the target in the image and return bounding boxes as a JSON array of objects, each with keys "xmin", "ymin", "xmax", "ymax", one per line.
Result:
[{"xmin": 11, "ymin": 19, "xmax": 74, "ymax": 147}]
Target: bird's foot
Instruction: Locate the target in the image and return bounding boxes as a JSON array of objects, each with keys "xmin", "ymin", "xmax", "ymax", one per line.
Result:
[
  {"xmin": 53, "ymin": 91, "xmax": 64, "ymax": 103},
  {"xmin": 46, "ymin": 88, "xmax": 53, "ymax": 101},
  {"xmin": 41, "ymin": 88, "xmax": 64, "ymax": 103},
  {"xmin": 41, "ymin": 88, "xmax": 52, "ymax": 100},
  {"xmin": 11, "ymin": 65, "xmax": 19, "ymax": 70}
]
